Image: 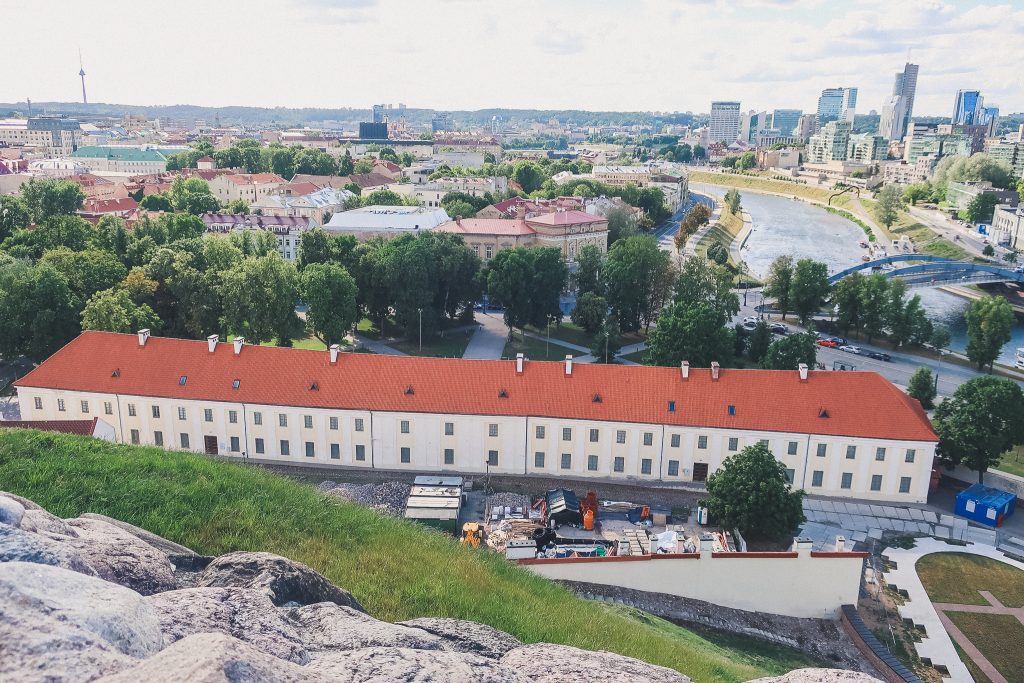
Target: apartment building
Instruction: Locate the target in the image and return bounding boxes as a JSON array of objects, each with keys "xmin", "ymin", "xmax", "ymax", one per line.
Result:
[
  {"xmin": 0, "ymin": 117, "xmax": 82, "ymax": 156},
  {"xmin": 436, "ymin": 210, "xmax": 609, "ymax": 262},
  {"xmin": 709, "ymin": 102, "xmax": 741, "ymax": 143},
  {"xmin": 71, "ymin": 146, "xmax": 169, "ymax": 174},
  {"xmin": 200, "ymin": 214, "xmax": 311, "ymax": 261},
  {"xmin": 592, "ymin": 166, "xmax": 654, "ymax": 188},
  {"xmin": 208, "ymin": 173, "xmax": 287, "ymax": 205},
  {"xmin": 15, "ymin": 332, "xmax": 939, "ymax": 503},
  {"xmin": 992, "ymin": 205, "xmax": 1024, "ymax": 250},
  {"xmin": 251, "ymin": 186, "xmax": 354, "ymax": 226},
  {"xmin": 807, "ymin": 121, "xmax": 852, "ymax": 163}
]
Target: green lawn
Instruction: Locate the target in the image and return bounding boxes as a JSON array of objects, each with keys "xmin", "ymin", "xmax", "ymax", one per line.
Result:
[
  {"xmin": 916, "ymin": 553, "xmax": 1024, "ymax": 608},
  {"xmin": 953, "ymin": 640, "xmax": 993, "ymax": 683},
  {"xmin": 995, "ymin": 445, "xmax": 1024, "ymax": 478},
  {"xmin": 0, "ymin": 429, "xmax": 821, "ymax": 682},
  {"xmin": 945, "ymin": 612, "xmax": 1024, "ymax": 681},
  {"xmin": 503, "ymin": 333, "xmax": 580, "ymax": 361},
  {"xmin": 523, "ymin": 322, "xmax": 645, "ymax": 350},
  {"xmin": 621, "ymin": 349, "xmax": 648, "ymax": 364},
  {"xmin": 390, "ymin": 329, "xmax": 475, "ymax": 358},
  {"xmin": 886, "ymin": 211, "xmax": 973, "ymax": 261}
]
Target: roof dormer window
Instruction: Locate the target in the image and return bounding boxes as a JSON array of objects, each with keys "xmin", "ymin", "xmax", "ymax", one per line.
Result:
[{"xmin": 179, "ymin": 376, "xmax": 187, "ymax": 386}]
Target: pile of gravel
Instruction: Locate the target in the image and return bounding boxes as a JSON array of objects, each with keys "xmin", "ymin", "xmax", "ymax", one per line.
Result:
[
  {"xmin": 486, "ymin": 492, "xmax": 531, "ymax": 512},
  {"xmin": 322, "ymin": 481, "xmax": 411, "ymax": 516}
]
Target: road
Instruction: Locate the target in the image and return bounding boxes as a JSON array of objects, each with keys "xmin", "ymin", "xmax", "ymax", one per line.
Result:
[{"xmin": 652, "ymin": 191, "xmax": 715, "ymax": 253}]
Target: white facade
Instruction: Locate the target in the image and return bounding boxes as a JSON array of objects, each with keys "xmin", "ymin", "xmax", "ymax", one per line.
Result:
[{"xmin": 709, "ymin": 102, "xmax": 741, "ymax": 143}]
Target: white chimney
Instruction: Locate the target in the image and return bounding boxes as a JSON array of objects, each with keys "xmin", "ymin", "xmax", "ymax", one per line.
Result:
[
  {"xmin": 207, "ymin": 334, "xmax": 219, "ymax": 353},
  {"xmin": 516, "ymin": 352, "xmax": 524, "ymax": 374},
  {"xmin": 681, "ymin": 361, "xmax": 690, "ymax": 380},
  {"xmin": 798, "ymin": 363, "xmax": 809, "ymax": 381},
  {"xmin": 137, "ymin": 329, "xmax": 150, "ymax": 347},
  {"xmin": 564, "ymin": 355, "xmax": 573, "ymax": 376},
  {"xmin": 233, "ymin": 337, "xmax": 245, "ymax": 355},
  {"xmin": 329, "ymin": 344, "xmax": 340, "ymax": 365},
  {"xmin": 835, "ymin": 536, "xmax": 846, "ymax": 552},
  {"xmin": 710, "ymin": 362, "xmax": 720, "ymax": 380}
]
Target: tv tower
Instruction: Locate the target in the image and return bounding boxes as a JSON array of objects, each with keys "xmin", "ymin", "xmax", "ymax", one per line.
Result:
[{"xmin": 78, "ymin": 49, "xmax": 88, "ymax": 105}]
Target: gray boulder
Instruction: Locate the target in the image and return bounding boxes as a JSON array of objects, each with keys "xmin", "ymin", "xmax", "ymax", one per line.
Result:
[
  {"xmin": 0, "ymin": 494, "xmax": 25, "ymax": 526},
  {"xmin": 747, "ymin": 670, "xmax": 884, "ymax": 683},
  {"xmin": 0, "ymin": 522, "xmax": 98, "ymax": 575},
  {"xmin": 0, "ymin": 561, "xmax": 163, "ymax": 683},
  {"xmin": 307, "ymin": 646, "xmax": 527, "ymax": 682},
  {"xmin": 399, "ymin": 617, "xmax": 522, "ymax": 659},
  {"xmin": 95, "ymin": 632, "xmax": 333, "ymax": 683},
  {"xmin": 146, "ymin": 587, "xmax": 308, "ymax": 664},
  {"xmin": 79, "ymin": 512, "xmax": 204, "ymax": 564},
  {"xmin": 196, "ymin": 551, "xmax": 363, "ymax": 611},
  {"xmin": 500, "ymin": 643, "xmax": 690, "ymax": 682},
  {"xmin": 288, "ymin": 602, "xmax": 447, "ymax": 652},
  {"xmin": 64, "ymin": 517, "xmax": 178, "ymax": 595},
  {"xmin": 0, "ymin": 491, "xmax": 78, "ymax": 537}
]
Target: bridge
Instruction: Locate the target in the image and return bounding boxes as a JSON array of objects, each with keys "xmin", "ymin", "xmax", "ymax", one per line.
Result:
[{"xmin": 829, "ymin": 254, "xmax": 1024, "ymax": 288}]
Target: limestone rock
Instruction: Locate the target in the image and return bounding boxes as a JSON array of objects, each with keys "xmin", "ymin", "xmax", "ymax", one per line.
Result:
[
  {"xmin": 288, "ymin": 602, "xmax": 446, "ymax": 652},
  {"xmin": 95, "ymin": 632, "xmax": 332, "ymax": 683},
  {"xmin": 399, "ymin": 617, "xmax": 522, "ymax": 659},
  {"xmin": 146, "ymin": 587, "xmax": 308, "ymax": 664},
  {"xmin": 307, "ymin": 646, "xmax": 527, "ymax": 682},
  {"xmin": 747, "ymin": 670, "xmax": 884, "ymax": 683},
  {"xmin": 0, "ymin": 522, "xmax": 98, "ymax": 575},
  {"xmin": 64, "ymin": 517, "xmax": 178, "ymax": 595},
  {"xmin": 196, "ymin": 551, "xmax": 363, "ymax": 611},
  {"xmin": 500, "ymin": 643, "xmax": 690, "ymax": 682},
  {"xmin": 0, "ymin": 561, "xmax": 163, "ymax": 683},
  {"xmin": 0, "ymin": 491, "xmax": 78, "ymax": 537},
  {"xmin": 79, "ymin": 512, "xmax": 202, "ymax": 563},
  {"xmin": 0, "ymin": 494, "xmax": 25, "ymax": 526}
]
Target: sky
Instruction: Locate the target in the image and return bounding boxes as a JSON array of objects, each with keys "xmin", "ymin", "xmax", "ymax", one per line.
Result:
[{"xmin": 1, "ymin": 0, "xmax": 1022, "ymax": 116}]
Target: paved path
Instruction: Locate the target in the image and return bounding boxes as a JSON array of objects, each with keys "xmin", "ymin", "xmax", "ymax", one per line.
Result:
[
  {"xmin": 462, "ymin": 312, "xmax": 508, "ymax": 360},
  {"xmin": 934, "ymin": 611, "xmax": 1007, "ymax": 683},
  {"xmin": 353, "ymin": 334, "xmax": 408, "ymax": 356}
]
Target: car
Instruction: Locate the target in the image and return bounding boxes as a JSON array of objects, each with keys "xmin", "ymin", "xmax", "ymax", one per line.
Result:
[
  {"xmin": 866, "ymin": 351, "xmax": 892, "ymax": 362},
  {"xmin": 838, "ymin": 345, "xmax": 862, "ymax": 354},
  {"xmin": 829, "ymin": 336, "xmax": 847, "ymax": 345},
  {"xmin": 741, "ymin": 321, "xmax": 758, "ymax": 331},
  {"xmin": 742, "ymin": 316, "xmax": 759, "ymax": 325},
  {"xmin": 816, "ymin": 339, "xmax": 838, "ymax": 348},
  {"xmin": 1014, "ymin": 266, "xmax": 1024, "ymax": 274},
  {"xmin": 769, "ymin": 323, "xmax": 788, "ymax": 335}
]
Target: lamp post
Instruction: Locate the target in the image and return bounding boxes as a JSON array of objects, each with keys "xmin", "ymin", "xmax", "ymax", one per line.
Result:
[
  {"xmin": 546, "ymin": 315, "xmax": 551, "ymax": 359},
  {"xmin": 418, "ymin": 308, "xmax": 422, "ymax": 353}
]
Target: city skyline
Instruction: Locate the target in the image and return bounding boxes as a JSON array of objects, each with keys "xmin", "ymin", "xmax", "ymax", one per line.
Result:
[{"xmin": 1, "ymin": 0, "xmax": 1022, "ymax": 116}]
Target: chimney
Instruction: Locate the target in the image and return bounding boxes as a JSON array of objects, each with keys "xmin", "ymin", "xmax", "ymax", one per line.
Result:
[
  {"xmin": 699, "ymin": 532, "xmax": 715, "ymax": 556},
  {"xmin": 137, "ymin": 329, "xmax": 150, "ymax": 347},
  {"xmin": 680, "ymin": 361, "xmax": 690, "ymax": 380},
  {"xmin": 798, "ymin": 363, "xmax": 809, "ymax": 381},
  {"xmin": 564, "ymin": 355, "xmax": 573, "ymax": 376},
  {"xmin": 329, "ymin": 344, "xmax": 340, "ymax": 365},
  {"xmin": 516, "ymin": 352, "xmax": 524, "ymax": 375},
  {"xmin": 233, "ymin": 337, "xmax": 245, "ymax": 355},
  {"xmin": 207, "ymin": 334, "xmax": 219, "ymax": 353},
  {"xmin": 835, "ymin": 536, "xmax": 846, "ymax": 552},
  {"xmin": 792, "ymin": 536, "xmax": 814, "ymax": 556},
  {"xmin": 710, "ymin": 362, "xmax": 720, "ymax": 380}
]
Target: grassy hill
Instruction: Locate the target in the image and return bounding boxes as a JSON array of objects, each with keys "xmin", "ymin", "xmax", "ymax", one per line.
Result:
[{"xmin": 0, "ymin": 428, "xmax": 822, "ymax": 682}]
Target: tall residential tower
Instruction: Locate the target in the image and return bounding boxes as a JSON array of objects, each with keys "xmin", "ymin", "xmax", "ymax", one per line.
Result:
[
  {"xmin": 879, "ymin": 63, "xmax": 919, "ymax": 141},
  {"xmin": 709, "ymin": 101, "xmax": 741, "ymax": 143},
  {"xmin": 817, "ymin": 87, "xmax": 857, "ymax": 125}
]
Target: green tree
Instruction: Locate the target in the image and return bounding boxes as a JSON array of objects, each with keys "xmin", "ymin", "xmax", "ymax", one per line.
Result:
[
  {"xmin": 574, "ymin": 244, "xmax": 604, "ymax": 297},
  {"xmin": 590, "ymin": 314, "xmax": 621, "ymax": 364},
  {"xmin": 789, "ymin": 259, "xmax": 830, "ymax": 325},
  {"xmin": 746, "ymin": 320, "xmax": 771, "ymax": 362},
  {"xmin": 139, "ymin": 193, "xmax": 173, "ymax": 212},
  {"xmin": 934, "ymin": 376, "xmax": 1024, "ymax": 483},
  {"xmin": 220, "ymin": 254, "xmax": 301, "ymax": 346},
  {"xmin": 673, "ymin": 255, "xmax": 739, "ymax": 326},
  {"xmin": 763, "ymin": 255, "xmax": 794, "ymax": 320},
  {"xmin": 0, "ymin": 261, "xmax": 81, "ymax": 361},
  {"xmin": 962, "ymin": 193, "xmax": 998, "ymax": 223},
  {"xmin": 30, "ymin": 215, "xmax": 98, "ymax": 255},
  {"xmin": 486, "ymin": 247, "xmax": 535, "ymax": 337},
  {"xmin": 604, "ymin": 235, "xmax": 674, "ymax": 332},
  {"xmin": 301, "ymin": 262, "xmax": 358, "ymax": 345},
  {"xmin": 907, "ymin": 367, "xmax": 937, "ymax": 410},
  {"xmin": 724, "ymin": 188, "xmax": 742, "ymax": 214},
  {"xmin": 296, "ymin": 228, "xmax": 333, "ymax": 271},
  {"xmin": 20, "ymin": 178, "xmax": 85, "ymax": 222},
  {"xmin": 832, "ymin": 273, "xmax": 863, "ymax": 335},
  {"xmin": 706, "ymin": 241, "xmax": 728, "ymax": 265},
  {"xmin": 0, "ymin": 195, "xmax": 31, "ymax": 242},
  {"xmin": 293, "ymin": 147, "xmax": 338, "ymax": 176},
  {"xmin": 353, "ymin": 159, "xmax": 374, "ymax": 174},
  {"xmin": 965, "ymin": 295, "xmax": 1014, "ymax": 371},
  {"xmin": 40, "ymin": 248, "xmax": 127, "ymax": 302},
  {"xmin": 571, "ymin": 292, "xmax": 607, "ymax": 335},
  {"xmin": 859, "ymin": 273, "xmax": 890, "ymax": 342},
  {"xmin": 761, "ymin": 331, "xmax": 817, "ymax": 370},
  {"xmin": 338, "ymin": 151, "xmax": 355, "ymax": 176},
  {"xmin": 933, "ymin": 153, "xmax": 1014, "ymax": 192},
  {"xmin": 902, "ymin": 182, "xmax": 933, "ymax": 205},
  {"xmin": 930, "ymin": 324, "xmax": 952, "ymax": 351},
  {"xmin": 81, "ymin": 288, "xmax": 161, "ymax": 334},
  {"xmin": 737, "ymin": 152, "xmax": 756, "ymax": 171},
  {"xmin": 705, "ymin": 443, "xmax": 805, "ymax": 540},
  {"xmin": 512, "ymin": 161, "xmax": 546, "ymax": 194},
  {"xmin": 362, "ymin": 189, "xmax": 404, "ymax": 206},
  {"xmin": 872, "ymin": 184, "xmax": 905, "ymax": 230},
  {"xmin": 645, "ymin": 301, "xmax": 735, "ymax": 368},
  {"xmin": 605, "ymin": 207, "xmax": 636, "ymax": 246},
  {"xmin": 693, "ymin": 144, "xmax": 706, "ymax": 160},
  {"xmin": 444, "ymin": 200, "xmax": 477, "ymax": 219}
]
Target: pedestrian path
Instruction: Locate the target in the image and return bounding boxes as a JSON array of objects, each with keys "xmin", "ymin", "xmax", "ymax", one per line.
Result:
[
  {"xmin": 462, "ymin": 313, "xmax": 507, "ymax": 360},
  {"xmin": 353, "ymin": 334, "xmax": 408, "ymax": 356}
]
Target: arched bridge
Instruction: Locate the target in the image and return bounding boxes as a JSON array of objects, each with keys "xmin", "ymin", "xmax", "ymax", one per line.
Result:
[{"xmin": 829, "ymin": 254, "xmax": 1024, "ymax": 288}]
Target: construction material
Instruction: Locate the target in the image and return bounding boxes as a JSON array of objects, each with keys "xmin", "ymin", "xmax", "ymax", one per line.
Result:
[{"xmin": 321, "ymin": 481, "xmax": 410, "ymax": 516}]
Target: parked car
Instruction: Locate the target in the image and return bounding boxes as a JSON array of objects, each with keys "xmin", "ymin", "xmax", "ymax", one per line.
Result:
[
  {"xmin": 816, "ymin": 339, "xmax": 838, "ymax": 348},
  {"xmin": 742, "ymin": 316, "xmax": 759, "ymax": 325},
  {"xmin": 866, "ymin": 351, "xmax": 892, "ymax": 362},
  {"xmin": 741, "ymin": 321, "xmax": 758, "ymax": 331},
  {"xmin": 769, "ymin": 323, "xmax": 788, "ymax": 335},
  {"xmin": 829, "ymin": 336, "xmax": 847, "ymax": 345},
  {"xmin": 839, "ymin": 345, "xmax": 862, "ymax": 354}
]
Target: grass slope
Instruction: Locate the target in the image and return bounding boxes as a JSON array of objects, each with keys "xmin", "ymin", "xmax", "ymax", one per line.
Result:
[
  {"xmin": 945, "ymin": 612, "xmax": 1024, "ymax": 681},
  {"xmin": 0, "ymin": 429, "xmax": 822, "ymax": 682},
  {"xmin": 916, "ymin": 553, "xmax": 1024, "ymax": 608},
  {"xmin": 688, "ymin": 171, "xmax": 851, "ymax": 208}
]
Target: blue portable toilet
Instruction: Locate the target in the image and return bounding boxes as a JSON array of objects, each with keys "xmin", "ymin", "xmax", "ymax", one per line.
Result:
[{"xmin": 954, "ymin": 484, "xmax": 1016, "ymax": 528}]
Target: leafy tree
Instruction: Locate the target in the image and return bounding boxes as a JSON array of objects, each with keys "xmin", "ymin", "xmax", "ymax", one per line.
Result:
[
  {"xmin": 604, "ymin": 235, "xmax": 674, "ymax": 332},
  {"xmin": 0, "ymin": 261, "xmax": 81, "ymax": 361},
  {"xmin": 907, "ymin": 367, "xmax": 937, "ymax": 409},
  {"xmin": 144, "ymin": 248, "xmax": 222, "ymax": 338},
  {"xmin": 761, "ymin": 331, "xmax": 817, "ymax": 370},
  {"xmin": 119, "ymin": 267, "xmax": 159, "ymax": 307},
  {"xmin": 645, "ymin": 301, "xmax": 735, "ymax": 368},
  {"xmin": 965, "ymin": 295, "xmax": 1014, "ymax": 371},
  {"xmin": 486, "ymin": 247, "xmax": 535, "ymax": 337},
  {"xmin": 903, "ymin": 182, "xmax": 934, "ymax": 205},
  {"xmin": 746, "ymin": 320, "xmax": 771, "ymax": 362},
  {"xmin": 296, "ymin": 228, "xmax": 333, "ymax": 271},
  {"xmin": 223, "ymin": 198, "xmax": 249, "ymax": 215},
  {"xmin": 0, "ymin": 195, "xmax": 30, "ymax": 242},
  {"xmin": 605, "ymin": 207, "xmax": 636, "ymax": 246},
  {"xmin": 220, "ymin": 254, "xmax": 301, "ymax": 346},
  {"xmin": 177, "ymin": 191, "xmax": 220, "ymax": 215},
  {"xmin": 591, "ymin": 314, "xmax": 621, "ymax": 364},
  {"xmin": 930, "ymin": 324, "xmax": 952, "ymax": 350},
  {"xmin": 29, "ymin": 215, "xmax": 98, "ymax": 256},
  {"xmin": 763, "ymin": 255, "xmax": 794, "ymax": 320},
  {"xmin": 20, "ymin": 178, "xmax": 85, "ymax": 222},
  {"xmin": 933, "ymin": 153, "xmax": 1014, "ymax": 192},
  {"xmin": 672, "ymin": 255, "xmax": 738, "ymax": 326},
  {"xmin": 885, "ymin": 280, "xmax": 930, "ymax": 347},
  {"xmin": 934, "ymin": 376, "xmax": 1024, "ymax": 483},
  {"xmin": 571, "ymin": 292, "xmax": 607, "ymax": 335},
  {"xmin": 737, "ymin": 152, "xmax": 756, "ymax": 171},
  {"xmin": 692, "ymin": 144, "xmax": 706, "ymax": 160},
  {"xmin": 40, "ymin": 248, "xmax": 127, "ymax": 302},
  {"xmin": 353, "ymin": 159, "xmax": 374, "ymax": 175},
  {"xmin": 202, "ymin": 236, "xmax": 244, "ymax": 273},
  {"xmin": 706, "ymin": 241, "xmax": 728, "ymax": 265},
  {"xmin": 859, "ymin": 273, "xmax": 889, "ymax": 342},
  {"xmin": 724, "ymin": 188, "xmax": 742, "ymax": 214},
  {"xmin": 982, "ymin": 244, "xmax": 995, "ymax": 257},
  {"xmin": 789, "ymin": 259, "xmax": 830, "ymax": 325},
  {"xmin": 293, "ymin": 148, "xmax": 338, "ymax": 176},
  {"xmin": 832, "ymin": 273, "xmax": 863, "ymax": 335},
  {"xmin": 444, "ymin": 201, "xmax": 476, "ymax": 219},
  {"xmin": 674, "ymin": 203, "xmax": 711, "ymax": 249},
  {"xmin": 574, "ymin": 244, "xmax": 604, "ymax": 297},
  {"xmin": 362, "ymin": 189, "xmax": 404, "ymax": 206},
  {"xmin": 139, "ymin": 193, "xmax": 173, "ymax": 212},
  {"xmin": 512, "ymin": 161, "xmax": 546, "ymax": 194},
  {"xmin": 301, "ymin": 262, "xmax": 358, "ymax": 345},
  {"xmin": 963, "ymin": 193, "xmax": 998, "ymax": 223},
  {"xmin": 525, "ymin": 247, "xmax": 568, "ymax": 329},
  {"xmin": 721, "ymin": 156, "xmax": 738, "ymax": 169},
  {"xmin": 81, "ymin": 288, "xmax": 160, "ymax": 334},
  {"xmin": 705, "ymin": 443, "xmax": 805, "ymax": 540},
  {"xmin": 872, "ymin": 184, "xmax": 904, "ymax": 230}
]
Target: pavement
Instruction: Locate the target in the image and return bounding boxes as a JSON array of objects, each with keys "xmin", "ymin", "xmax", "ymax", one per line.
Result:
[
  {"xmin": 353, "ymin": 334, "xmax": 408, "ymax": 356},
  {"xmin": 462, "ymin": 312, "xmax": 509, "ymax": 360}
]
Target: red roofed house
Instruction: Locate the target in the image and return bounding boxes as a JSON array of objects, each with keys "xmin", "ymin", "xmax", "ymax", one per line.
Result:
[
  {"xmin": 1, "ymin": 417, "xmax": 115, "ymax": 441},
  {"xmin": 435, "ymin": 209, "xmax": 608, "ymax": 262},
  {"xmin": 78, "ymin": 197, "xmax": 139, "ymax": 221},
  {"xmin": 208, "ymin": 173, "xmax": 286, "ymax": 205},
  {"xmin": 14, "ymin": 331, "xmax": 937, "ymax": 503}
]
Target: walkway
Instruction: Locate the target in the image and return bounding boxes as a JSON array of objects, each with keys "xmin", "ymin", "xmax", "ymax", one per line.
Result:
[
  {"xmin": 353, "ymin": 334, "xmax": 408, "ymax": 356},
  {"xmin": 462, "ymin": 312, "xmax": 508, "ymax": 360},
  {"xmin": 933, "ymin": 589, "xmax": 1024, "ymax": 683}
]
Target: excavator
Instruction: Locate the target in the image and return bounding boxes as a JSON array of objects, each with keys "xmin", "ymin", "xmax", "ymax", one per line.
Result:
[{"xmin": 460, "ymin": 522, "xmax": 485, "ymax": 548}]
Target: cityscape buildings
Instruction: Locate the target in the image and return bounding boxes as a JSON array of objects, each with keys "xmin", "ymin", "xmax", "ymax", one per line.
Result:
[
  {"xmin": 709, "ymin": 101, "xmax": 741, "ymax": 143},
  {"xmin": 952, "ymin": 90, "xmax": 985, "ymax": 125},
  {"xmin": 879, "ymin": 63, "xmax": 919, "ymax": 141},
  {"xmin": 769, "ymin": 109, "xmax": 802, "ymax": 136},
  {"xmin": 816, "ymin": 87, "xmax": 857, "ymax": 124}
]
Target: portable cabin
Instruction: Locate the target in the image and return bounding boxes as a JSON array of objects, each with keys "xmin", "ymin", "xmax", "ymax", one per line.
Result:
[
  {"xmin": 545, "ymin": 488, "xmax": 582, "ymax": 527},
  {"xmin": 955, "ymin": 484, "xmax": 1016, "ymax": 528}
]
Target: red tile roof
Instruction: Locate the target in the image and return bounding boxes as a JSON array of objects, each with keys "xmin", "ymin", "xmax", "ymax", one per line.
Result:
[
  {"xmin": 526, "ymin": 210, "xmax": 607, "ymax": 227},
  {"xmin": 222, "ymin": 173, "xmax": 285, "ymax": 186},
  {"xmin": 435, "ymin": 218, "xmax": 535, "ymax": 236},
  {"xmin": 343, "ymin": 172, "xmax": 395, "ymax": 189},
  {"xmin": 1, "ymin": 418, "xmax": 98, "ymax": 436},
  {"xmin": 81, "ymin": 197, "xmax": 139, "ymax": 214},
  {"xmin": 16, "ymin": 332, "xmax": 938, "ymax": 442}
]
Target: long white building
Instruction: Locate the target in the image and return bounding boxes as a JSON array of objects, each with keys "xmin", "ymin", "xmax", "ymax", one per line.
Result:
[{"xmin": 14, "ymin": 332, "xmax": 939, "ymax": 503}]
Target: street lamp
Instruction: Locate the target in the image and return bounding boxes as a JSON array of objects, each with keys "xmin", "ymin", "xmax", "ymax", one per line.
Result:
[{"xmin": 418, "ymin": 308, "xmax": 422, "ymax": 352}]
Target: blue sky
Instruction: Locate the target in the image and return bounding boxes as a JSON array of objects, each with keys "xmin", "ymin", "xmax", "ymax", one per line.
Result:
[{"xmin": 1, "ymin": 0, "xmax": 1021, "ymax": 115}]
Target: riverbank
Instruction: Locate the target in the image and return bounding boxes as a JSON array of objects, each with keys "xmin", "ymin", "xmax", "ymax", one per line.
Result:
[{"xmin": 938, "ymin": 284, "xmax": 1024, "ymax": 315}]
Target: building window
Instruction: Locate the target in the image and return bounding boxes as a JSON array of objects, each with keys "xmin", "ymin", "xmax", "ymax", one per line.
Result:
[
  {"xmin": 643, "ymin": 432, "xmax": 653, "ymax": 446},
  {"xmin": 231, "ymin": 436, "xmax": 240, "ymax": 452},
  {"xmin": 760, "ymin": 439, "xmax": 769, "ymax": 447},
  {"xmin": 31, "ymin": 396, "xmax": 41, "ymax": 410},
  {"xmin": 485, "ymin": 245, "xmax": 492, "ymax": 259},
  {"xmin": 401, "ymin": 420, "xmax": 410, "ymax": 434},
  {"xmin": 816, "ymin": 443, "xmax": 827, "ymax": 457},
  {"xmin": 279, "ymin": 414, "xmax": 288, "ymax": 427},
  {"xmin": 870, "ymin": 475, "xmax": 883, "ymax": 491},
  {"xmin": 588, "ymin": 455, "xmax": 598, "ymax": 471},
  {"xmin": 180, "ymin": 433, "xmax": 190, "ymax": 449},
  {"xmin": 148, "ymin": 405, "xmax": 158, "ymax": 418},
  {"xmin": 444, "ymin": 422, "xmax": 454, "ymax": 436},
  {"xmin": 355, "ymin": 418, "xmax": 364, "ymax": 432},
  {"xmin": 787, "ymin": 441, "xmax": 798, "ymax": 455},
  {"xmin": 899, "ymin": 477, "xmax": 912, "ymax": 494},
  {"xmin": 444, "ymin": 448, "xmax": 454, "ymax": 465},
  {"xmin": 200, "ymin": 408, "xmax": 211, "ymax": 422},
  {"xmin": 255, "ymin": 438, "xmax": 264, "ymax": 454},
  {"xmin": 562, "ymin": 427, "xmax": 572, "ymax": 441},
  {"xmin": 905, "ymin": 449, "xmax": 916, "ymax": 463},
  {"xmin": 668, "ymin": 460, "xmax": 679, "ymax": 476},
  {"xmin": 728, "ymin": 437, "xmax": 738, "ymax": 451},
  {"xmin": 488, "ymin": 450, "xmax": 498, "ymax": 466},
  {"xmin": 329, "ymin": 417, "xmax": 338, "ymax": 430},
  {"xmin": 130, "ymin": 429, "xmax": 140, "ymax": 444},
  {"xmin": 304, "ymin": 415, "xmax": 313, "ymax": 429},
  {"xmin": 253, "ymin": 411, "xmax": 261, "ymax": 425},
  {"xmin": 154, "ymin": 431, "xmax": 163, "ymax": 447},
  {"xmin": 534, "ymin": 452, "xmax": 545, "ymax": 468},
  {"xmin": 641, "ymin": 458, "xmax": 652, "ymax": 475},
  {"xmin": 57, "ymin": 399, "xmax": 65, "ymax": 412},
  {"xmin": 846, "ymin": 445, "xmax": 856, "ymax": 459},
  {"xmin": 280, "ymin": 440, "xmax": 290, "ymax": 456},
  {"xmin": 81, "ymin": 400, "xmax": 90, "ymax": 414},
  {"xmin": 489, "ymin": 423, "xmax": 498, "ymax": 437},
  {"xmin": 535, "ymin": 425, "xmax": 545, "ymax": 439},
  {"xmin": 616, "ymin": 430, "xmax": 626, "ymax": 444},
  {"xmin": 812, "ymin": 470, "xmax": 824, "ymax": 487},
  {"xmin": 331, "ymin": 443, "xmax": 340, "ymax": 460},
  {"xmin": 784, "ymin": 468, "xmax": 795, "ymax": 484},
  {"xmin": 670, "ymin": 434, "xmax": 680, "ymax": 448},
  {"xmin": 614, "ymin": 456, "xmax": 624, "ymax": 472},
  {"xmin": 589, "ymin": 429, "xmax": 599, "ymax": 443},
  {"xmin": 305, "ymin": 442, "xmax": 315, "ymax": 457},
  {"xmin": 355, "ymin": 444, "xmax": 365, "ymax": 461},
  {"xmin": 127, "ymin": 403, "xmax": 136, "ymax": 417},
  {"xmin": 698, "ymin": 435, "xmax": 708, "ymax": 449},
  {"xmin": 841, "ymin": 472, "xmax": 853, "ymax": 489},
  {"xmin": 229, "ymin": 410, "xmax": 237, "ymax": 424},
  {"xmin": 560, "ymin": 453, "xmax": 571, "ymax": 470},
  {"xmin": 401, "ymin": 447, "xmax": 411, "ymax": 463},
  {"xmin": 875, "ymin": 447, "xmax": 886, "ymax": 462}
]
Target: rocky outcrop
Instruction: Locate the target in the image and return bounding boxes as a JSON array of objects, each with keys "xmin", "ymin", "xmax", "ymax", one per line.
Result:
[
  {"xmin": 290, "ymin": 602, "xmax": 447, "ymax": 652},
  {"xmin": 748, "ymin": 671, "xmax": 884, "ymax": 682},
  {"xmin": 65, "ymin": 517, "xmax": 178, "ymax": 595},
  {"xmin": 399, "ymin": 617, "xmax": 523, "ymax": 658},
  {"xmin": 307, "ymin": 647, "xmax": 528, "ymax": 682},
  {"xmin": 0, "ymin": 522, "xmax": 98, "ymax": 575},
  {"xmin": 501, "ymin": 643, "xmax": 690, "ymax": 682}
]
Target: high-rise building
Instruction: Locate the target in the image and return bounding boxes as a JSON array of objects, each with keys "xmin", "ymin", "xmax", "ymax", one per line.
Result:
[
  {"xmin": 879, "ymin": 63, "xmax": 919, "ymax": 141},
  {"xmin": 431, "ymin": 111, "xmax": 453, "ymax": 133},
  {"xmin": 952, "ymin": 90, "xmax": 985, "ymax": 125},
  {"xmin": 817, "ymin": 88, "xmax": 857, "ymax": 124},
  {"xmin": 807, "ymin": 121, "xmax": 852, "ymax": 163},
  {"xmin": 794, "ymin": 114, "xmax": 819, "ymax": 141},
  {"xmin": 709, "ymin": 101, "xmax": 741, "ymax": 143},
  {"xmin": 769, "ymin": 109, "xmax": 802, "ymax": 136},
  {"xmin": 372, "ymin": 104, "xmax": 386, "ymax": 124},
  {"xmin": 741, "ymin": 110, "xmax": 769, "ymax": 145}
]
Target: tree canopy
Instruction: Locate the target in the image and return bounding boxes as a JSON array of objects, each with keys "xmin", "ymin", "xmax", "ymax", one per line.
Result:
[{"xmin": 934, "ymin": 376, "xmax": 1024, "ymax": 483}]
